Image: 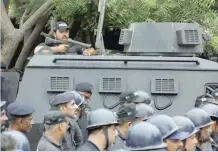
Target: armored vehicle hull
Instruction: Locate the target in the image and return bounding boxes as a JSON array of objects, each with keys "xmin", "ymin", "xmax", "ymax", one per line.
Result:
[{"xmin": 15, "ymin": 54, "xmax": 218, "ymax": 150}]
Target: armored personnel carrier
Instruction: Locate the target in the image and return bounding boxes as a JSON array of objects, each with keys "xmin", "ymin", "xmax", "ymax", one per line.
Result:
[
  {"xmin": 16, "ymin": 22, "xmax": 218, "ymax": 149},
  {"xmin": 14, "ymin": 1, "xmax": 218, "ymax": 150}
]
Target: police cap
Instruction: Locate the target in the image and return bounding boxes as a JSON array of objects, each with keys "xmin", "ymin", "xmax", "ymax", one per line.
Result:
[
  {"xmin": 7, "ymin": 103, "xmax": 35, "ymax": 117},
  {"xmin": 53, "ymin": 21, "xmax": 69, "ymax": 31},
  {"xmin": 44, "ymin": 111, "xmax": 67, "ymax": 125},
  {"xmin": 200, "ymin": 103, "xmax": 218, "ymax": 120},
  {"xmin": 117, "ymin": 103, "xmax": 141, "ymax": 121},
  {"xmin": 211, "ymin": 89, "xmax": 218, "ymax": 99},
  {"xmin": 51, "ymin": 91, "xmax": 84, "ymax": 106},
  {"xmin": 87, "ymin": 108, "xmax": 118, "ymax": 129},
  {"xmin": 119, "ymin": 91, "xmax": 138, "ymax": 103},
  {"xmin": 125, "ymin": 122, "xmax": 167, "ymax": 151},
  {"xmin": 75, "ymin": 82, "xmax": 94, "ymax": 94},
  {"xmin": 136, "ymin": 103, "xmax": 154, "ymax": 121},
  {"xmin": 173, "ymin": 116, "xmax": 199, "ymax": 139},
  {"xmin": 185, "ymin": 108, "xmax": 214, "ymax": 129},
  {"xmin": 146, "ymin": 114, "xmax": 187, "ymax": 140}
]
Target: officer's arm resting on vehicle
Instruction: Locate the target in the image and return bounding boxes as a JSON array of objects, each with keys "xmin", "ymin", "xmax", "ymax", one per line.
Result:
[{"xmin": 34, "ymin": 44, "xmax": 68, "ymax": 54}]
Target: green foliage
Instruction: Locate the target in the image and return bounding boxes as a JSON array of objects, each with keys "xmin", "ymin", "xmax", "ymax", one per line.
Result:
[{"xmin": 9, "ymin": 0, "xmax": 218, "ymax": 52}]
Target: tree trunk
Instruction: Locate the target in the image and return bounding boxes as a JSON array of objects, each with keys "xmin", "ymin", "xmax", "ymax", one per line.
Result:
[
  {"xmin": 15, "ymin": 16, "xmax": 49, "ymax": 71},
  {"xmin": 1, "ymin": 0, "xmax": 54, "ymax": 67},
  {"xmin": 24, "ymin": 28, "xmax": 34, "ymax": 43},
  {"xmin": 1, "ymin": 31, "xmax": 23, "ymax": 66}
]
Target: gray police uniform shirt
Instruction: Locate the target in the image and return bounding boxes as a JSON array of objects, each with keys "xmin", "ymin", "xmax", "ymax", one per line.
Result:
[
  {"xmin": 77, "ymin": 140, "xmax": 101, "ymax": 151},
  {"xmin": 37, "ymin": 43, "xmax": 83, "ymax": 54},
  {"xmin": 108, "ymin": 129, "xmax": 125, "ymax": 151},
  {"xmin": 212, "ymin": 132, "xmax": 218, "ymax": 150},
  {"xmin": 200, "ymin": 141, "xmax": 213, "ymax": 151},
  {"xmin": 77, "ymin": 104, "xmax": 91, "ymax": 141},
  {"xmin": 37, "ymin": 134, "xmax": 62, "ymax": 151},
  {"xmin": 62, "ymin": 116, "xmax": 83, "ymax": 151},
  {"xmin": 3, "ymin": 130, "xmax": 30, "ymax": 151}
]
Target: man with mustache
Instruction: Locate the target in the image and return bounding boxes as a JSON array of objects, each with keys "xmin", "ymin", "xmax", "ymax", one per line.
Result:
[{"xmin": 34, "ymin": 21, "xmax": 96, "ymax": 56}]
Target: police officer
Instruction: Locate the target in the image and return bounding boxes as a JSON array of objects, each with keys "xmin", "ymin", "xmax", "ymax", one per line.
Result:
[
  {"xmin": 0, "ymin": 101, "xmax": 8, "ymax": 131},
  {"xmin": 37, "ymin": 111, "xmax": 69, "ymax": 151},
  {"xmin": 75, "ymin": 82, "xmax": 94, "ymax": 141},
  {"xmin": 77, "ymin": 108, "xmax": 118, "ymax": 151},
  {"xmin": 211, "ymin": 89, "xmax": 218, "ymax": 102},
  {"xmin": 124, "ymin": 122, "xmax": 167, "ymax": 151},
  {"xmin": 185, "ymin": 108, "xmax": 214, "ymax": 151},
  {"xmin": 147, "ymin": 114, "xmax": 189, "ymax": 151},
  {"xmin": 108, "ymin": 103, "xmax": 146, "ymax": 150},
  {"xmin": 195, "ymin": 94, "xmax": 218, "ymax": 108},
  {"xmin": 200, "ymin": 103, "xmax": 218, "ymax": 150},
  {"xmin": 136, "ymin": 103, "xmax": 154, "ymax": 121},
  {"xmin": 50, "ymin": 91, "xmax": 84, "ymax": 150},
  {"xmin": 1, "ymin": 133, "xmax": 17, "ymax": 151},
  {"xmin": 173, "ymin": 116, "xmax": 199, "ymax": 151},
  {"xmin": 119, "ymin": 90, "xmax": 153, "ymax": 105},
  {"xmin": 3, "ymin": 130, "xmax": 31, "ymax": 151},
  {"xmin": 7, "ymin": 103, "xmax": 35, "ymax": 134},
  {"xmin": 34, "ymin": 21, "xmax": 96, "ymax": 55}
]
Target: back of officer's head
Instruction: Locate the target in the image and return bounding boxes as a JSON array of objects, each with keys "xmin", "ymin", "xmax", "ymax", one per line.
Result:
[
  {"xmin": 86, "ymin": 108, "xmax": 118, "ymax": 147},
  {"xmin": 1, "ymin": 133, "xmax": 16, "ymax": 151},
  {"xmin": 117, "ymin": 103, "xmax": 142, "ymax": 129}
]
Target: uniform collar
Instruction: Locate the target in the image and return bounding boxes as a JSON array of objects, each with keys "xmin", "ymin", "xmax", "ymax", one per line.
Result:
[
  {"xmin": 43, "ymin": 133, "xmax": 62, "ymax": 148},
  {"xmin": 87, "ymin": 140, "xmax": 101, "ymax": 151}
]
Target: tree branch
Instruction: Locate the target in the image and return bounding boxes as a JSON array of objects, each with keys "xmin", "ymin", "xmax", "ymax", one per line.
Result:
[
  {"xmin": 15, "ymin": 16, "xmax": 50, "ymax": 71},
  {"xmin": 20, "ymin": 8, "xmax": 29, "ymax": 28},
  {"xmin": 1, "ymin": 0, "xmax": 15, "ymax": 35},
  {"xmin": 21, "ymin": 0, "xmax": 54, "ymax": 33}
]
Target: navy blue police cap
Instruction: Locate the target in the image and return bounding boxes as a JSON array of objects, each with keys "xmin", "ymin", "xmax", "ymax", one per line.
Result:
[
  {"xmin": 7, "ymin": 103, "xmax": 35, "ymax": 117},
  {"xmin": 51, "ymin": 91, "xmax": 84, "ymax": 107},
  {"xmin": 75, "ymin": 82, "xmax": 94, "ymax": 94}
]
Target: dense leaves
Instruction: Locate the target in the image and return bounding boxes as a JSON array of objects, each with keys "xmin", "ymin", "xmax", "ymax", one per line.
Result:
[{"xmin": 10, "ymin": 0, "xmax": 218, "ymax": 52}]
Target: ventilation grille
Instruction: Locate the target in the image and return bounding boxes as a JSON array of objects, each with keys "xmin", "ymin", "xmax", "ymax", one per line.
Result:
[
  {"xmin": 151, "ymin": 78, "xmax": 178, "ymax": 94},
  {"xmin": 47, "ymin": 77, "xmax": 70, "ymax": 92},
  {"xmin": 99, "ymin": 77, "xmax": 125, "ymax": 93},
  {"xmin": 184, "ymin": 30, "xmax": 199, "ymax": 43}
]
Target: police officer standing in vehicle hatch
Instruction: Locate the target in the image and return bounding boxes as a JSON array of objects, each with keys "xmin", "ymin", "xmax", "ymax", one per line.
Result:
[
  {"xmin": 37, "ymin": 111, "xmax": 69, "ymax": 151},
  {"xmin": 50, "ymin": 91, "xmax": 84, "ymax": 150},
  {"xmin": 34, "ymin": 21, "xmax": 96, "ymax": 55},
  {"xmin": 75, "ymin": 82, "xmax": 94, "ymax": 141},
  {"xmin": 77, "ymin": 108, "xmax": 118, "ymax": 151}
]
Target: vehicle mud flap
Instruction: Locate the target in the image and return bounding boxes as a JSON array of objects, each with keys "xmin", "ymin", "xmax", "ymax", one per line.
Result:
[{"xmin": 1, "ymin": 72, "xmax": 20, "ymax": 105}]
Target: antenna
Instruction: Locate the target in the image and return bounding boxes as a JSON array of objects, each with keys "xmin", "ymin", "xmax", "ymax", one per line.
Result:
[{"xmin": 95, "ymin": 0, "xmax": 106, "ymax": 55}]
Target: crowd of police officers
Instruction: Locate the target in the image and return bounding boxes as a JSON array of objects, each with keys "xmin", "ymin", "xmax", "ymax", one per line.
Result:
[
  {"xmin": 1, "ymin": 79, "xmax": 218, "ymax": 151},
  {"xmin": 1, "ymin": 21, "xmax": 218, "ymax": 151}
]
